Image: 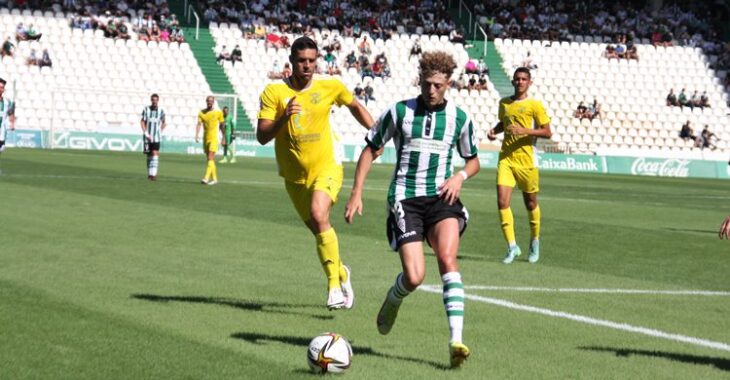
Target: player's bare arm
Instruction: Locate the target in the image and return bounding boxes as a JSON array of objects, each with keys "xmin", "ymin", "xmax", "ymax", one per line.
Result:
[
  {"xmin": 344, "ymin": 145, "xmax": 377, "ymax": 224},
  {"xmin": 438, "ymin": 156, "xmax": 480, "ymax": 206},
  {"xmin": 487, "ymin": 122, "xmax": 504, "ymax": 140},
  {"xmin": 345, "ymin": 98, "xmax": 374, "ymax": 130},
  {"xmin": 194, "ymin": 120, "xmax": 202, "ymax": 142},
  {"xmin": 140, "ymin": 119, "xmax": 149, "ymax": 139},
  {"xmin": 505, "ymin": 122, "xmax": 552, "ymax": 139},
  {"xmin": 257, "ymin": 96, "xmax": 300, "ymax": 145}
]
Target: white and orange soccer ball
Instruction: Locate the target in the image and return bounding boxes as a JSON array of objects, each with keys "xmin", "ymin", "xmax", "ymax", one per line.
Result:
[{"xmin": 306, "ymin": 332, "xmax": 353, "ymax": 374}]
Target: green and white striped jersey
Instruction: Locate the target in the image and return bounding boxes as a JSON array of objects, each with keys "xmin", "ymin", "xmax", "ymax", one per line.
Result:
[
  {"xmin": 141, "ymin": 106, "xmax": 165, "ymax": 143},
  {"xmin": 366, "ymin": 97, "xmax": 479, "ymax": 205},
  {"xmin": 0, "ymin": 97, "xmax": 14, "ymax": 141}
]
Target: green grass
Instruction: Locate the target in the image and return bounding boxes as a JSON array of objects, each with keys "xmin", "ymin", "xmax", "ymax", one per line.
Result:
[{"xmin": 1, "ymin": 148, "xmax": 729, "ymax": 379}]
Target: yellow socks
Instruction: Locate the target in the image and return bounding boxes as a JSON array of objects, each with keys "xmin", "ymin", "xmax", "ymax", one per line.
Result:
[
  {"xmin": 498, "ymin": 208, "xmax": 516, "ymax": 246},
  {"xmin": 528, "ymin": 205, "xmax": 541, "ymax": 241},
  {"xmin": 203, "ymin": 159, "xmax": 214, "ymax": 181},
  {"xmin": 211, "ymin": 160, "xmax": 218, "ymax": 181},
  {"xmin": 316, "ymin": 228, "xmax": 341, "ymax": 290}
]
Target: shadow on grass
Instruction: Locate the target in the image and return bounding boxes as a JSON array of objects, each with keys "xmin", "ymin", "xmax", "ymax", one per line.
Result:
[
  {"xmin": 424, "ymin": 251, "xmax": 491, "ymax": 263},
  {"xmin": 580, "ymin": 346, "xmax": 730, "ymax": 372},
  {"xmin": 231, "ymin": 332, "xmax": 450, "ymax": 370},
  {"xmin": 664, "ymin": 227, "xmax": 716, "ymax": 235},
  {"xmin": 131, "ymin": 294, "xmax": 334, "ymax": 320}
]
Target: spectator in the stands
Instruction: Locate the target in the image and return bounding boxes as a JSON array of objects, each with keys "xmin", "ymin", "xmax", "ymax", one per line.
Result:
[
  {"xmin": 216, "ymin": 45, "xmax": 231, "ymax": 64},
  {"xmin": 15, "ymin": 23, "xmax": 27, "ymax": 41},
  {"xmin": 678, "ymin": 88, "xmax": 692, "ymax": 109},
  {"xmin": 666, "ymin": 88, "xmax": 678, "ymax": 106},
  {"xmin": 171, "ymin": 26, "xmax": 184, "ymax": 43},
  {"xmin": 409, "ymin": 37, "xmax": 422, "ymax": 60},
  {"xmin": 354, "ymin": 82, "xmax": 366, "ymax": 103},
  {"xmin": 690, "ymin": 90, "xmax": 701, "ymax": 108},
  {"xmin": 39, "ymin": 49, "xmax": 52, "ymax": 68},
  {"xmin": 364, "ymin": 82, "xmax": 375, "ymax": 105},
  {"xmin": 449, "ymin": 27, "xmax": 465, "ymax": 44},
  {"xmin": 230, "ymin": 45, "xmax": 242, "ymax": 66},
  {"xmin": 522, "ymin": 51, "xmax": 538, "ymax": 69},
  {"xmin": 477, "ymin": 58, "xmax": 489, "ymax": 76},
  {"xmin": 268, "ymin": 59, "xmax": 282, "ymax": 79},
  {"xmin": 1, "ymin": 37, "xmax": 14, "ymax": 58},
  {"xmin": 614, "ymin": 35, "xmax": 627, "ymax": 58},
  {"xmin": 699, "ymin": 91, "xmax": 710, "ymax": 108},
  {"xmin": 465, "ymin": 58, "xmax": 478, "ymax": 75},
  {"xmin": 700, "ymin": 125, "xmax": 717, "ymax": 150},
  {"xmin": 477, "ymin": 75, "xmax": 488, "ymax": 92},
  {"xmin": 575, "ymin": 101, "xmax": 591, "ymax": 120},
  {"xmin": 360, "ymin": 63, "xmax": 374, "ymax": 81},
  {"xmin": 26, "ymin": 48, "xmax": 38, "ymax": 66},
  {"xmin": 159, "ymin": 26, "xmax": 170, "ymax": 42},
  {"xmin": 282, "ymin": 62, "xmax": 292, "ymax": 78},
  {"xmin": 591, "ymin": 99, "xmax": 605, "ymax": 120},
  {"xmin": 344, "ymin": 51, "xmax": 358, "ymax": 70},
  {"xmin": 603, "ymin": 44, "xmax": 618, "ymax": 60},
  {"xmin": 454, "ymin": 73, "xmax": 467, "ymax": 90},
  {"xmin": 25, "ymin": 24, "xmax": 42, "ymax": 41},
  {"xmin": 679, "ymin": 121, "xmax": 698, "ymax": 145},
  {"xmin": 625, "ymin": 41, "xmax": 639, "ymax": 61},
  {"xmin": 358, "ymin": 35, "xmax": 372, "ymax": 56},
  {"xmin": 467, "ymin": 75, "xmax": 478, "ymax": 91}
]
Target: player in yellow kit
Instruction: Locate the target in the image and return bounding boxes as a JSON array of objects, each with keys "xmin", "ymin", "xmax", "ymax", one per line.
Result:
[
  {"xmin": 257, "ymin": 36, "xmax": 375, "ymax": 310},
  {"xmin": 195, "ymin": 95, "xmax": 225, "ymax": 185},
  {"xmin": 487, "ymin": 67, "xmax": 552, "ymax": 264}
]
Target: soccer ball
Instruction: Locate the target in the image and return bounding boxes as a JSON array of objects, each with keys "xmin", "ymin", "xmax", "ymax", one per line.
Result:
[{"xmin": 306, "ymin": 332, "xmax": 352, "ymax": 374}]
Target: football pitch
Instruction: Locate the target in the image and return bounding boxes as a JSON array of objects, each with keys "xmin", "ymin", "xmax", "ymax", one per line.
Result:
[{"xmin": 1, "ymin": 148, "xmax": 729, "ymax": 379}]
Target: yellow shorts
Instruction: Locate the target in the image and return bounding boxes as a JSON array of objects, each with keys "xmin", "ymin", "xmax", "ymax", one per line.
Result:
[
  {"xmin": 497, "ymin": 161, "xmax": 540, "ymax": 193},
  {"xmin": 204, "ymin": 138, "xmax": 218, "ymax": 153},
  {"xmin": 284, "ymin": 165, "xmax": 343, "ymax": 221}
]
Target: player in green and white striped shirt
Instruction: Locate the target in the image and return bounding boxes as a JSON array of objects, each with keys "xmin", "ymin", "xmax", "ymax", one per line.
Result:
[
  {"xmin": 0, "ymin": 78, "xmax": 16, "ymax": 176},
  {"xmin": 345, "ymin": 51, "xmax": 480, "ymax": 368},
  {"xmin": 140, "ymin": 93, "xmax": 166, "ymax": 181}
]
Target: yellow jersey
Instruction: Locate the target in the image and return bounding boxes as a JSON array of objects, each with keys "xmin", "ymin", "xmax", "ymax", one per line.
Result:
[
  {"xmin": 497, "ymin": 96, "xmax": 550, "ymax": 168},
  {"xmin": 258, "ymin": 76, "xmax": 353, "ymax": 183},
  {"xmin": 198, "ymin": 108, "xmax": 225, "ymax": 141}
]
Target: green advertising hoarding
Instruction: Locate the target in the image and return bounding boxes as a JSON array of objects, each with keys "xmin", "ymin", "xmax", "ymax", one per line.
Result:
[{"xmin": 33, "ymin": 130, "xmax": 730, "ymax": 180}]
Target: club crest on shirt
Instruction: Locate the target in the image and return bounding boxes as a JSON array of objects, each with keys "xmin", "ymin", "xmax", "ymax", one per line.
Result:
[{"xmin": 310, "ymin": 93, "xmax": 322, "ymax": 105}]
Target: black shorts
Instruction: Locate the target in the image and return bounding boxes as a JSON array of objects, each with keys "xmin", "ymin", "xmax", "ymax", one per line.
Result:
[
  {"xmin": 144, "ymin": 141, "xmax": 160, "ymax": 154},
  {"xmin": 386, "ymin": 196, "xmax": 469, "ymax": 251}
]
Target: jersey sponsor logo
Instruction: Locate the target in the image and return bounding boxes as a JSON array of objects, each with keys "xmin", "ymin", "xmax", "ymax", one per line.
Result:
[
  {"xmin": 630, "ymin": 157, "xmax": 689, "ymax": 177},
  {"xmin": 409, "ymin": 138, "xmax": 449, "ymax": 153}
]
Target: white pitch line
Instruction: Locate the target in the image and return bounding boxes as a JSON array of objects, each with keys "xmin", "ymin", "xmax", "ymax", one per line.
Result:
[
  {"xmin": 463, "ymin": 285, "xmax": 730, "ymax": 296},
  {"xmin": 420, "ymin": 285, "xmax": 730, "ymax": 352}
]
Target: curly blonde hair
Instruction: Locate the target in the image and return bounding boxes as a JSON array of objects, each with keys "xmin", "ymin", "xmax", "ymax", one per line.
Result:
[{"xmin": 419, "ymin": 51, "xmax": 457, "ymax": 79}]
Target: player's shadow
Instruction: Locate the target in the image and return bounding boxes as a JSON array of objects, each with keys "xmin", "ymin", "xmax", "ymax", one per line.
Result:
[
  {"xmin": 580, "ymin": 346, "xmax": 730, "ymax": 372},
  {"xmin": 231, "ymin": 332, "xmax": 450, "ymax": 370},
  {"xmin": 131, "ymin": 294, "xmax": 334, "ymax": 320},
  {"xmin": 664, "ymin": 227, "xmax": 716, "ymax": 235},
  {"xmin": 424, "ymin": 251, "xmax": 490, "ymax": 263}
]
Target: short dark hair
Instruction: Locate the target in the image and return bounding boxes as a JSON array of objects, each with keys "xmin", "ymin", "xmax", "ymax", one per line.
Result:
[
  {"xmin": 0, "ymin": 78, "xmax": 6, "ymax": 85},
  {"xmin": 514, "ymin": 67, "xmax": 531, "ymax": 79},
  {"xmin": 223, "ymin": 106, "xmax": 229, "ymax": 111},
  {"xmin": 151, "ymin": 93, "xmax": 159, "ymax": 100},
  {"xmin": 290, "ymin": 36, "xmax": 318, "ymax": 56}
]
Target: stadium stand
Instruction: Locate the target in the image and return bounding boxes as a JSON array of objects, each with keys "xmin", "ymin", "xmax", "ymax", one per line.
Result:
[
  {"xmin": 209, "ymin": 24, "xmax": 499, "ymax": 145},
  {"xmin": 0, "ymin": 10, "xmax": 209, "ymax": 137},
  {"xmin": 494, "ymin": 38, "xmax": 730, "ymax": 159}
]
